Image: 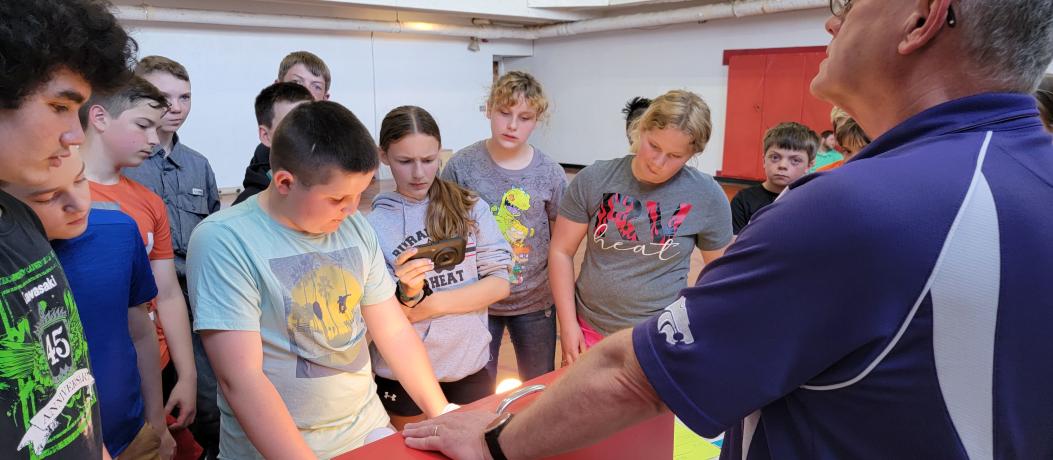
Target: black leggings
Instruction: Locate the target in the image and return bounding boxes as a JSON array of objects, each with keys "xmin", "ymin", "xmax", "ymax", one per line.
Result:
[{"xmin": 374, "ymin": 368, "xmax": 492, "ymax": 416}]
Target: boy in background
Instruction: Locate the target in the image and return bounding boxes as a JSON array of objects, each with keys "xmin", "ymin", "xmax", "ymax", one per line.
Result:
[
  {"xmin": 810, "ymin": 129, "xmax": 843, "ymax": 172},
  {"xmin": 235, "ymin": 51, "xmax": 331, "ymax": 204},
  {"xmin": 730, "ymin": 122, "xmax": 817, "ymax": 234},
  {"xmin": 123, "ymin": 55, "xmax": 221, "ymax": 457},
  {"xmin": 232, "ymin": 82, "xmax": 313, "ymax": 205},
  {"xmin": 79, "ymin": 76, "xmax": 198, "ymax": 435}
]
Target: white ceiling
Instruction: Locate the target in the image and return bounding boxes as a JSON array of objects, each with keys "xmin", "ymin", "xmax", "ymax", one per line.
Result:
[{"xmin": 112, "ymin": 0, "xmax": 733, "ymax": 26}]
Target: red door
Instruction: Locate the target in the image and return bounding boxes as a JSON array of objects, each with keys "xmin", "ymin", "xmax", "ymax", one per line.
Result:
[{"xmin": 719, "ymin": 47, "xmax": 832, "ymax": 181}]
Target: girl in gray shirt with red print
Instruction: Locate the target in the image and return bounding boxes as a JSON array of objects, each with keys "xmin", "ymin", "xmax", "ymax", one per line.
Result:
[{"xmin": 551, "ymin": 90, "xmax": 733, "ymax": 365}]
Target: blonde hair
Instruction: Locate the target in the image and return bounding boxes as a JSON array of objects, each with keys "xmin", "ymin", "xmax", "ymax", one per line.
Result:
[
  {"xmin": 830, "ymin": 107, "xmax": 870, "ymax": 157},
  {"xmin": 487, "ymin": 71, "xmax": 549, "ymax": 119},
  {"xmin": 629, "ymin": 90, "xmax": 712, "ymax": 156}
]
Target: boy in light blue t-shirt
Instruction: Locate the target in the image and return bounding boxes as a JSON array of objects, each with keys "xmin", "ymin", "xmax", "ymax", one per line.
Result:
[{"xmin": 187, "ymin": 101, "xmax": 449, "ymax": 458}]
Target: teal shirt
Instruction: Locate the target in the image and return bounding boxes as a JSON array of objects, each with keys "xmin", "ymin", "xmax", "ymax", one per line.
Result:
[
  {"xmin": 810, "ymin": 149, "xmax": 845, "ymax": 172},
  {"xmin": 186, "ymin": 196, "xmax": 396, "ymax": 458}
]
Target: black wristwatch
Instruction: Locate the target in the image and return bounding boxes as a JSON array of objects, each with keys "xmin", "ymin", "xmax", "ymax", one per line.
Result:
[{"xmin": 484, "ymin": 412, "xmax": 514, "ymax": 460}]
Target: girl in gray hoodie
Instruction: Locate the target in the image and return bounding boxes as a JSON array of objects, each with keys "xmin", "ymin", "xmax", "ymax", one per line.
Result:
[{"xmin": 367, "ymin": 106, "xmax": 513, "ymax": 429}]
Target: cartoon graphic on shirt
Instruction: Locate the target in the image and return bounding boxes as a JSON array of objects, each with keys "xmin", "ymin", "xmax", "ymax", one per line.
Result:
[
  {"xmin": 0, "ymin": 253, "xmax": 98, "ymax": 459},
  {"xmin": 269, "ymin": 249, "xmax": 369, "ymax": 379},
  {"xmin": 492, "ymin": 188, "xmax": 534, "ymax": 285},
  {"xmin": 593, "ymin": 192, "xmax": 693, "ymax": 261}
]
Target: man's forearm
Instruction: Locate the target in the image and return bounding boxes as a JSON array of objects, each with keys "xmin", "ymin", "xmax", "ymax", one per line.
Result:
[{"xmin": 500, "ymin": 330, "xmax": 667, "ymax": 459}]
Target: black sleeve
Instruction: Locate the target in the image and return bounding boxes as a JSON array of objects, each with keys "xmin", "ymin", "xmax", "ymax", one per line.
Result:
[
  {"xmin": 234, "ymin": 144, "xmax": 271, "ymax": 205},
  {"xmin": 730, "ymin": 192, "xmax": 750, "ymax": 235}
]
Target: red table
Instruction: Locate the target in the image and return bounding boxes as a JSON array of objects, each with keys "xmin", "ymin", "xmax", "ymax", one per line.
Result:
[{"xmin": 337, "ymin": 368, "xmax": 674, "ymax": 459}]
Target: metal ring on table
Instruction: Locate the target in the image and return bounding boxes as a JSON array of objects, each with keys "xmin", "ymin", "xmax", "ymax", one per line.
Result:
[{"xmin": 496, "ymin": 384, "xmax": 546, "ymax": 415}]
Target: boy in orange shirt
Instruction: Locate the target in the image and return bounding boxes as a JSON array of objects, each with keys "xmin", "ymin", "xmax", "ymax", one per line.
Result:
[{"xmin": 79, "ymin": 76, "xmax": 198, "ymax": 433}]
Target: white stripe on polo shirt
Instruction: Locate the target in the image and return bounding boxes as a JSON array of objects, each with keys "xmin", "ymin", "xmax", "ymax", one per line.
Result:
[{"xmin": 797, "ymin": 131, "xmax": 998, "ymax": 458}]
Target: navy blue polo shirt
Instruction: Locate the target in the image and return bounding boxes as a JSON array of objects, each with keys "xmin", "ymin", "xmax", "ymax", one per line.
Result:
[{"xmin": 634, "ymin": 93, "xmax": 1053, "ymax": 458}]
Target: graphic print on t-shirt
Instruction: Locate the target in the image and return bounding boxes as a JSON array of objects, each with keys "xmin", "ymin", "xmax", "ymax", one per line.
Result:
[
  {"xmin": 0, "ymin": 252, "xmax": 97, "ymax": 459},
  {"xmin": 593, "ymin": 192, "xmax": 693, "ymax": 261},
  {"xmin": 269, "ymin": 249, "xmax": 368, "ymax": 379},
  {"xmin": 491, "ymin": 188, "xmax": 535, "ymax": 285}
]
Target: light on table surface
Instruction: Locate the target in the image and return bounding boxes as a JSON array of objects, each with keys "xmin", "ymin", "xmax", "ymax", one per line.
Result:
[{"xmin": 495, "ymin": 378, "xmax": 522, "ymax": 394}]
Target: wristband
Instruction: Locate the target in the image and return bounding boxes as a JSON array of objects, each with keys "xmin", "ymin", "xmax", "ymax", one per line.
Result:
[{"xmin": 396, "ymin": 281, "xmax": 424, "ymax": 306}]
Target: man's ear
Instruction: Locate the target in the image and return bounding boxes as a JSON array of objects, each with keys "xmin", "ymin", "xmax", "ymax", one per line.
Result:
[
  {"xmin": 88, "ymin": 105, "xmax": 110, "ymax": 133},
  {"xmin": 899, "ymin": 0, "xmax": 953, "ymax": 55},
  {"xmin": 272, "ymin": 169, "xmax": 295, "ymax": 195}
]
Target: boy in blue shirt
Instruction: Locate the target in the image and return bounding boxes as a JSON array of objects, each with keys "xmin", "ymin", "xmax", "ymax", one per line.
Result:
[{"xmin": 2, "ymin": 154, "xmax": 174, "ymax": 459}]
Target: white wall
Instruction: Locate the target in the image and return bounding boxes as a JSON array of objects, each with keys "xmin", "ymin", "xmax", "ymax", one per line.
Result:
[
  {"xmin": 127, "ymin": 9, "xmax": 1053, "ymax": 186},
  {"xmin": 506, "ymin": 8, "xmax": 832, "ymax": 176},
  {"xmin": 126, "ymin": 23, "xmax": 530, "ymax": 188}
]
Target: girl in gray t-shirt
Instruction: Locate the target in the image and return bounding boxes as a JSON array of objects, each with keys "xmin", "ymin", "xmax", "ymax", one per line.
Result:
[
  {"xmin": 551, "ymin": 90, "xmax": 733, "ymax": 365},
  {"xmin": 441, "ymin": 71, "xmax": 568, "ymax": 384}
]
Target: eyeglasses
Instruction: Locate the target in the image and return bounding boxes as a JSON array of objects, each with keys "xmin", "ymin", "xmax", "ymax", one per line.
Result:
[
  {"xmin": 830, "ymin": 0, "xmax": 853, "ymax": 19},
  {"xmin": 830, "ymin": 0, "xmax": 957, "ymax": 28}
]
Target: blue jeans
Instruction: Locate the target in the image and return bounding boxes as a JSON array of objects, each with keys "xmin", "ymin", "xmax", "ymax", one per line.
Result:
[{"xmin": 486, "ymin": 307, "xmax": 557, "ymax": 385}]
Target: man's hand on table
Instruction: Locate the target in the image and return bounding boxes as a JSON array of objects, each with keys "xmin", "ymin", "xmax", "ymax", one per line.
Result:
[{"xmin": 403, "ymin": 410, "xmax": 495, "ymax": 460}]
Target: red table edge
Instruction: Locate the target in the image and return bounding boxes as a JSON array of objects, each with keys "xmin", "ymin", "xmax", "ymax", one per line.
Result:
[{"xmin": 340, "ymin": 368, "xmax": 674, "ymax": 459}]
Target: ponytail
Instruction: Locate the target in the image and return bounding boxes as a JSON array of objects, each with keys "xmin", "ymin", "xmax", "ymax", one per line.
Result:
[{"xmin": 425, "ymin": 177, "xmax": 478, "ymax": 241}]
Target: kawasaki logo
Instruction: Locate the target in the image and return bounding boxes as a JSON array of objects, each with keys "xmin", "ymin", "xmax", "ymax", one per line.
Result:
[{"xmin": 21, "ymin": 275, "xmax": 57, "ymax": 304}]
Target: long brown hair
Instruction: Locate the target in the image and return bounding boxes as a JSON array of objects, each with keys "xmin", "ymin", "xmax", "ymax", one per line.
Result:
[{"xmin": 379, "ymin": 106, "xmax": 477, "ymax": 241}]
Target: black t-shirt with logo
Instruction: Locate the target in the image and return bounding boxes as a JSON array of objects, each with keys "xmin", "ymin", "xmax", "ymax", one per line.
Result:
[{"xmin": 0, "ymin": 189, "xmax": 104, "ymax": 459}]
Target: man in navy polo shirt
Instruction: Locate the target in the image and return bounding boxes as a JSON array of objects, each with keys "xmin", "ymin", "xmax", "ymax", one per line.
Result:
[{"xmin": 403, "ymin": 0, "xmax": 1053, "ymax": 459}]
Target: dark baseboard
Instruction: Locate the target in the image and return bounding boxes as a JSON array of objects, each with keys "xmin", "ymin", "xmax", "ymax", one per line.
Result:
[{"xmin": 715, "ymin": 176, "xmax": 761, "ymax": 186}]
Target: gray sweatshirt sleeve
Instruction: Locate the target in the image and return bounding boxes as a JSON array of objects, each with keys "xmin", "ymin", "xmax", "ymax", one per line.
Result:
[{"xmin": 471, "ymin": 198, "xmax": 513, "ymax": 280}]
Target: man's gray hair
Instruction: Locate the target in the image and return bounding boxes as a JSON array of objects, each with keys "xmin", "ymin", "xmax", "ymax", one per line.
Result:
[{"xmin": 958, "ymin": 0, "xmax": 1053, "ymax": 92}]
